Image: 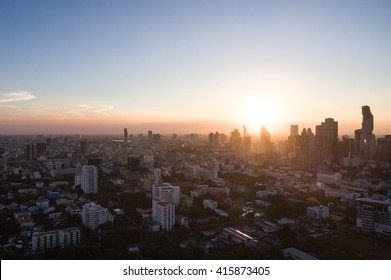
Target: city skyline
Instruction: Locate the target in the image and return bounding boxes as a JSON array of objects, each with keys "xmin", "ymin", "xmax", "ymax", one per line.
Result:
[{"xmin": 1, "ymin": 1, "xmax": 391, "ymax": 135}]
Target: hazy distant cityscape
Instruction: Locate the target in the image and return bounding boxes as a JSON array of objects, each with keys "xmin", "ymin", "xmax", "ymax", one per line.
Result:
[{"xmin": 0, "ymin": 105, "xmax": 391, "ymax": 260}]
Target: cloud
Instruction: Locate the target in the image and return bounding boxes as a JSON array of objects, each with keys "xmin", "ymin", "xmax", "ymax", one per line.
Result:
[
  {"xmin": 68, "ymin": 104, "xmax": 114, "ymax": 115},
  {"xmin": 0, "ymin": 91, "xmax": 36, "ymax": 103},
  {"xmin": 77, "ymin": 105, "xmax": 94, "ymax": 109},
  {"xmin": 93, "ymin": 105, "xmax": 114, "ymax": 113},
  {"xmin": 0, "ymin": 104, "xmax": 23, "ymax": 110}
]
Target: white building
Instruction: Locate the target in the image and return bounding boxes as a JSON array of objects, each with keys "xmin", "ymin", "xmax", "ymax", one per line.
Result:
[
  {"xmin": 256, "ymin": 190, "xmax": 278, "ymax": 198},
  {"xmin": 306, "ymin": 205, "xmax": 329, "ymax": 219},
  {"xmin": 81, "ymin": 202, "xmax": 113, "ymax": 231},
  {"xmin": 143, "ymin": 174, "xmax": 160, "ymax": 192},
  {"xmin": 36, "ymin": 197, "xmax": 50, "ymax": 209},
  {"xmin": 32, "ymin": 227, "xmax": 80, "ymax": 254},
  {"xmin": 190, "ymin": 185, "xmax": 207, "ymax": 198},
  {"xmin": 152, "ymin": 183, "xmax": 180, "ymax": 206},
  {"xmin": 356, "ymin": 198, "xmax": 391, "ymax": 235},
  {"xmin": 203, "ymin": 199, "xmax": 218, "ymax": 209},
  {"xmin": 152, "ymin": 200, "xmax": 175, "ymax": 231},
  {"xmin": 81, "ymin": 165, "xmax": 98, "ymax": 194},
  {"xmin": 316, "ymin": 171, "xmax": 342, "ymax": 184}
]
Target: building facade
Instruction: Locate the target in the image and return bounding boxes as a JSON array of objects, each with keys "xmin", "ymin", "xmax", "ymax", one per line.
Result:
[
  {"xmin": 81, "ymin": 165, "xmax": 98, "ymax": 194},
  {"xmin": 81, "ymin": 202, "xmax": 113, "ymax": 231},
  {"xmin": 32, "ymin": 227, "xmax": 80, "ymax": 254},
  {"xmin": 152, "ymin": 200, "xmax": 175, "ymax": 231}
]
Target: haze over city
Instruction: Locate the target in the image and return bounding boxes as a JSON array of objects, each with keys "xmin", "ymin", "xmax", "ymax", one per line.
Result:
[{"xmin": 1, "ymin": 0, "xmax": 391, "ymax": 136}]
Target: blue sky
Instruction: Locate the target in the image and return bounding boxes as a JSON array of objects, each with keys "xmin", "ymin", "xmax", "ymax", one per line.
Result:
[{"xmin": 1, "ymin": 0, "xmax": 391, "ymax": 135}]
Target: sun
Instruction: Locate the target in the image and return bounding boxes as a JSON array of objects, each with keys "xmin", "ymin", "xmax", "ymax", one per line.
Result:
[{"xmin": 239, "ymin": 93, "xmax": 284, "ymax": 134}]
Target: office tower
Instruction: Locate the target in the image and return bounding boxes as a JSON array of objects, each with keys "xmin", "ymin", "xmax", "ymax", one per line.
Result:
[
  {"xmin": 148, "ymin": 130, "xmax": 153, "ymax": 142},
  {"xmin": 376, "ymin": 135, "xmax": 391, "ymax": 163},
  {"xmin": 124, "ymin": 128, "xmax": 128, "ymax": 143},
  {"xmin": 354, "ymin": 105, "xmax": 376, "ymax": 160},
  {"xmin": 128, "ymin": 155, "xmax": 141, "ymax": 181},
  {"xmin": 315, "ymin": 118, "xmax": 338, "ymax": 161},
  {"xmin": 35, "ymin": 142, "xmax": 47, "ymax": 158},
  {"xmin": 24, "ymin": 143, "xmax": 35, "ymax": 160},
  {"xmin": 261, "ymin": 125, "xmax": 270, "ymax": 142},
  {"xmin": 81, "ymin": 165, "xmax": 98, "ymax": 194},
  {"xmin": 341, "ymin": 135, "xmax": 354, "ymax": 157},
  {"xmin": 242, "ymin": 135, "xmax": 251, "ymax": 161},
  {"xmin": 152, "ymin": 183, "xmax": 180, "ymax": 206},
  {"xmin": 80, "ymin": 141, "xmax": 88, "ymax": 155},
  {"xmin": 287, "ymin": 124, "xmax": 299, "ymax": 154},
  {"xmin": 243, "ymin": 125, "xmax": 247, "ymax": 140},
  {"xmin": 230, "ymin": 129, "xmax": 242, "ymax": 161},
  {"xmin": 165, "ymin": 149, "xmax": 177, "ymax": 167},
  {"xmin": 209, "ymin": 132, "xmax": 214, "ymax": 147},
  {"xmin": 82, "ymin": 202, "xmax": 113, "ymax": 231},
  {"xmin": 356, "ymin": 198, "xmax": 391, "ymax": 235},
  {"xmin": 46, "ymin": 137, "xmax": 51, "ymax": 147},
  {"xmin": 152, "ymin": 133, "xmax": 161, "ymax": 143},
  {"xmin": 152, "ymin": 200, "xmax": 175, "ymax": 231},
  {"xmin": 290, "ymin": 125, "xmax": 299, "ymax": 137}
]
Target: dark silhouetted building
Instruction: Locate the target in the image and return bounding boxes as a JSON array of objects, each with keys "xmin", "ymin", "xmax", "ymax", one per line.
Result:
[
  {"xmin": 376, "ymin": 135, "xmax": 391, "ymax": 163},
  {"xmin": 316, "ymin": 118, "xmax": 338, "ymax": 163},
  {"xmin": 354, "ymin": 105, "xmax": 376, "ymax": 161},
  {"xmin": 124, "ymin": 128, "xmax": 128, "ymax": 143}
]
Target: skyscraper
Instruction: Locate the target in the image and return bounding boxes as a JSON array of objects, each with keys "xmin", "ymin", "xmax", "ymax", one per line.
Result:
[
  {"xmin": 81, "ymin": 165, "xmax": 98, "ymax": 194},
  {"xmin": 315, "ymin": 118, "xmax": 338, "ymax": 162},
  {"xmin": 354, "ymin": 105, "xmax": 376, "ymax": 161},
  {"xmin": 124, "ymin": 128, "xmax": 128, "ymax": 143}
]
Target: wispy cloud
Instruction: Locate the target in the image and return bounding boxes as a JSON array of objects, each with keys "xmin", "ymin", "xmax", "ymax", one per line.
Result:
[
  {"xmin": 93, "ymin": 105, "xmax": 114, "ymax": 112},
  {"xmin": 66, "ymin": 104, "xmax": 114, "ymax": 116},
  {"xmin": 0, "ymin": 104, "xmax": 24, "ymax": 110},
  {"xmin": 0, "ymin": 91, "xmax": 36, "ymax": 103}
]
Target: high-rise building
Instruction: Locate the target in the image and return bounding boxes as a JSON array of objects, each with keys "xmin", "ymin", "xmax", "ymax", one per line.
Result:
[
  {"xmin": 82, "ymin": 202, "xmax": 113, "ymax": 231},
  {"xmin": 340, "ymin": 135, "xmax": 354, "ymax": 157},
  {"xmin": 376, "ymin": 135, "xmax": 391, "ymax": 163},
  {"xmin": 231, "ymin": 129, "xmax": 242, "ymax": 161},
  {"xmin": 315, "ymin": 118, "xmax": 338, "ymax": 162},
  {"xmin": 261, "ymin": 125, "xmax": 270, "ymax": 142},
  {"xmin": 152, "ymin": 133, "xmax": 161, "ymax": 143},
  {"xmin": 81, "ymin": 165, "xmax": 98, "ymax": 194},
  {"xmin": 290, "ymin": 125, "xmax": 299, "ymax": 137},
  {"xmin": 128, "ymin": 155, "xmax": 141, "ymax": 181},
  {"xmin": 124, "ymin": 128, "xmax": 128, "ymax": 143},
  {"xmin": 152, "ymin": 200, "xmax": 175, "ymax": 231},
  {"xmin": 24, "ymin": 143, "xmax": 35, "ymax": 160},
  {"xmin": 165, "ymin": 149, "xmax": 177, "ymax": 167},
  {"xmin": 152, "ymin": 183, "xmax": 180, "ymax": 206},
  {"xmin": 356, "ymin": 198, "xmax": 391, "ymax": 235},
  {"xmin": 354, "ymin": 105, "xmax": 376, "ymax": 161},
  {"xmin": 80, "ymin": 141, "xmax": 88, "ymax": 155},
  {"xmin": 148, "ymin": 130, "xmax": 153, "ymax": 142},
  {"xmin": 287, "ymin": 124, "xmax": 299, "ymax": 154},
  {"xmin": 36, "ymin": 142, "xmax": 46, "ymax": 158}
]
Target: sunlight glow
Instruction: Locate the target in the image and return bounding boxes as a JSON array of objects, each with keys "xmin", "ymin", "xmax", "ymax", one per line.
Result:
[{"xmin": 239, "ymin": 93, "xmax": 285, "ymax": 134}]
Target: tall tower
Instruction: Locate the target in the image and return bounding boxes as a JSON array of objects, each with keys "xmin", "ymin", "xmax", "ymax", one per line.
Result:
[
  {"xmin": 315, "ymin": 118, "xmax": 338, "ymax": 161},
  {"xmin": 354, "ymin": 106, "xmax": 376, "ymax": 160},
  {"xmin": 124, "ymin": 128, "xmax": 128, "ymax": 143},
  {"xmin": 81, "ymin": 165, "xmax": 98, "ymax": 194}
]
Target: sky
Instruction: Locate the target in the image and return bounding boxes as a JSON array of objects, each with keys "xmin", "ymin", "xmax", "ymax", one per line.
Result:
[{"xmin": 1, "ymin": 0, "xmax": 391, "ymax": 136}]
